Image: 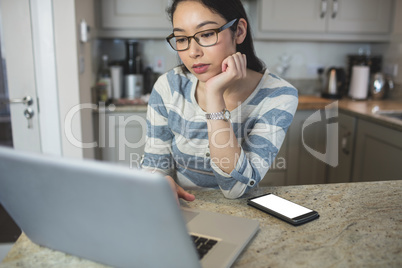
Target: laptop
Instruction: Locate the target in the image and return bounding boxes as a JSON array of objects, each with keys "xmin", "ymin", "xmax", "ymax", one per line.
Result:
[{"xmin": 0, "ymin": 147, "xmax": 259, "ymax": 268}]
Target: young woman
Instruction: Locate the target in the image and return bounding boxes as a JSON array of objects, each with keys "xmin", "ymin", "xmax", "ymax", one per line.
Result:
[{"xmin": 141, "ymin": 0, "xmax": 298, "ymax": 200}]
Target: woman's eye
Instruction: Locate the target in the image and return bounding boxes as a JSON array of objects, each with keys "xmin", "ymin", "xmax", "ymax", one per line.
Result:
[
  {"xmin": 200, "ymin": 31, "xmax": 215, "ymax": 39},
  {"xmin": 176, "ymin": 37, "xmax": 187, "ymax": 44}
]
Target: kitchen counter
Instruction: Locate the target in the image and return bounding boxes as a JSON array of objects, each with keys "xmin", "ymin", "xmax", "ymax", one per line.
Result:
[
  {"xmin": 298, "ymin": 95, "xmax": 402, "ymax": 131},
  {"xmin": 1, "ymin": 181, "xmax": 401, "ymax": 267},
  {"xmin": 99, "ymin": 95, "xmax": 334, "ymax": 113},
  {"xmin": 297, "ymin": 95, "xmax": 332, "ymax": 110},
  {"xmin": 338, "ymin": 98, "xmax": 402, "ymax": 131},
  {"xmin": 94, "ymin": 96, "xmax": 402, "ymax": 137}
]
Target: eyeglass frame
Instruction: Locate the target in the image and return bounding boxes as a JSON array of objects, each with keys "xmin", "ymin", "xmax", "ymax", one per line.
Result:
[{"xmin": 166, "ymin": 18, "xmax": 238, "ymax": 51}]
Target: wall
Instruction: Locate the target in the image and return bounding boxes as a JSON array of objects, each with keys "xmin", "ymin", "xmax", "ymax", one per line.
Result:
[
  {"xmin": 75, "ymin": 0, "xmax": 96, "ymax": 159},
  {"xmin": 53, "ymin": 0, "xmax": 89, "ymax": 158},
  {"xmin": 379, "ymin": 0, "xmax": 402, "ymax": 99}
]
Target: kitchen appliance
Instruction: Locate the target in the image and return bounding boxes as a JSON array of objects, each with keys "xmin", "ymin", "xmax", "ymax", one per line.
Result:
[
  {"xmin": 143, "ymin": 67, "xmax": 162, "ymax": 95},
  {"xmin": 370, "ymin": 72, "xmax": 394, "ymax": 100},
  {"xmin": 97, "ymin": 55, "xmax": 112, "ymax": 100},
  {"xmin": 124, "ymin": 40, "xmax": 143, "ymax": 99},
  {"xmin": 110, "ymin": 65, "xmax": 123, "ymax": 99},
  {"xmin": 349, "ymin": 65, "xmax": 370, "ymax": 100},
  {"xmin": 347, "ymin": 54, "xmax": 382, "ymax": 93},
  {"xmin": 321, "ymin": 67, "xmax": 346, "ymax": 99},
  {"xmin": 125, "ymin": 74, "xmax": 143, "ymax": 99}
]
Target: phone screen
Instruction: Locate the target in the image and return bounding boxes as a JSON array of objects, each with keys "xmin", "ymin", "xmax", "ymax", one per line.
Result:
[{"xmin": 250, "ymin": 194, "xmax": 313, "ymax": 219}]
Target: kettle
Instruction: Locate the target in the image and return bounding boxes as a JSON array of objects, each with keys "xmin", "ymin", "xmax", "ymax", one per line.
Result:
[
  {"xmin": 321, "ymin": 67, "xmax": 346, "ymax": 99},
  {"xmin": 370, "ymin": 72, "xmax": 394, "ymax": 100}
]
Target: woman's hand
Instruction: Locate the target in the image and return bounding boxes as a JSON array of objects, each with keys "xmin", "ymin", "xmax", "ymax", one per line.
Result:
[
  {"xmin": 205, "ymin": 52, "xmax": 247, "ymax": 95},
  {"xmin": 165, "ymin": 175, "xmax": 195, "ymax": 204}
]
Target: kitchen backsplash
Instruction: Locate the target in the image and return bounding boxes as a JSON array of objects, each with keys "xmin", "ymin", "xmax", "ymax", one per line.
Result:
[
  {"xmin": 95, "ymin": 39, "xmax": 391, "ymax": 96},
  {"xmin": 96, "ymin": 39, "xmax": 388, "ymax": 78}
]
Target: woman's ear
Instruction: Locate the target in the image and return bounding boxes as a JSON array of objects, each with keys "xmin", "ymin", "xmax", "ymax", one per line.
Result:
[{"xmin": 235, "ymin": 18, "xmax": 247, "ymax": 45}]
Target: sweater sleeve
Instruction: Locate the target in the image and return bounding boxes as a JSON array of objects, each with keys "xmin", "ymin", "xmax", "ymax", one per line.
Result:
[
  {"xmin": 210, "ymin": 86, "xmax": 298, "ymax": 199},
  {"xmin": 140, "ymin": 75, "xmax": 175, "ymax": 177}
]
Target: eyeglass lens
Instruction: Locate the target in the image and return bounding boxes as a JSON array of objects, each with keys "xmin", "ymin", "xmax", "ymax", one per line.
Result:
[
  {"xmin": 170, "ymin": 30, "xmax": 217, "ymax": 51},
  {"xmin": 167, "ymin": 19, "xmax": 237, "ymax": 51}
]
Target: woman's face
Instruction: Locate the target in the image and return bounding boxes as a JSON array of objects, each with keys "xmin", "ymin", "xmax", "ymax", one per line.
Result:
[{"xmin": 172, "ymin": 1, "xmax": 237, "ymax": 83}]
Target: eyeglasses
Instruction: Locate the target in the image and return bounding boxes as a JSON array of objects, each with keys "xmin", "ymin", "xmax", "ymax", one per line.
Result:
[{"xmin": 166, "ymin": 19, "xmax": 238, "ymax": 51}]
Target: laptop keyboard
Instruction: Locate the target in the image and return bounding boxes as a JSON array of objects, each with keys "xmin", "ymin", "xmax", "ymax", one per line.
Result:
[{"xmin": 190, "ymin": 235, "xmax": 218, "ymax": 259}]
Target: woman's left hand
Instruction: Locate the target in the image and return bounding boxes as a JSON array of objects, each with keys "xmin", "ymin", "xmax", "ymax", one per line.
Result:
[
  {"xmin": 205, "ymin": 52, "xmax": 247, "ymax": 95},
  {"xmin": 165, "ymin": 175, "xmax": 195, "ymax": 205}
]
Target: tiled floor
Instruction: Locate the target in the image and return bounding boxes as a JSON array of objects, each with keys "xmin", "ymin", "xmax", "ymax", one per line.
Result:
[{"xmin": 0, "ymin": 243, "xmax": 13, "ymax": 262}]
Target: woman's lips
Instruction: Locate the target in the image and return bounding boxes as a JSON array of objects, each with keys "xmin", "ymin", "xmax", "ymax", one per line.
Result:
[{"xmin": 192, "ymin": 64, "xmax": 209, "ymax": 74}]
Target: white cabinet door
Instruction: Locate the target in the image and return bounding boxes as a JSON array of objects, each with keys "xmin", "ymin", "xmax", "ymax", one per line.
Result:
[
  {"xmin": 328, "ymin": 0, "xmax": 393, "ymax": 33},
  {"xmin": 257, "ymin": 0, "xmax": 393, "ymax": 40},
  {"xmin": 260, "ymin": 0, "xmax": 326, "ymax": 32},
  {"xmin": 101, "ymin": 0, "xmax": 171, "ymax": 30}
]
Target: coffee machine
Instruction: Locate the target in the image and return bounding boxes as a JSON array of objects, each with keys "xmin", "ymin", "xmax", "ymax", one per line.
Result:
[{"xmin": 124, "ymin": 40, "xmax": 143, "ymax": 99}]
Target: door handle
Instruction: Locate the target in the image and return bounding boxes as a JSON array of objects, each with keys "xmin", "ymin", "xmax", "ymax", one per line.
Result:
[
  {"xmin": 341, "ymin": 131, "xmax": 351, "ymax": 155},
  {"xmin": 332, "ymin": 0, "xmax": 338, "ymax": 19},
  {"xmin": 23, "ymin": 108, "xmax": 35, "ymax": 129},
  {"xmin": 24, "ymin": 108, "xmax": 34, "ymax": 119},
  {"xmin": 320, "ymin": 0, "xmax": 328, "ymax": 19},
  {"xmin": 4, "ymin": 95, "xmax": 34, "ymax": 106}
]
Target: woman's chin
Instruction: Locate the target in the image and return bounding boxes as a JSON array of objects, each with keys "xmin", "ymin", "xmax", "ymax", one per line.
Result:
[{"xmin": 190, "ymin": 70, "xmax": 220, "ymax": 83}]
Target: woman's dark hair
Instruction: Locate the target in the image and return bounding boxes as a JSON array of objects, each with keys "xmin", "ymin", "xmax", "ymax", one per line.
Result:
[{"xmin": 167, "ymin": 0, "xmax": 265, "ymax": 73}]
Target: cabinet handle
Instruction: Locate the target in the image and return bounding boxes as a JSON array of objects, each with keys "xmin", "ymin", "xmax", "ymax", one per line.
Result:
[
  {"xmin": 341, "ymin": 131, "xmax": 351, "ymax": 155},
  {"xmin": 320, "ymin": 0, "xmax": 328, "ymax": 18},
  {"xmin": 332, "ymin": 0, "xmax": 338, "ymax": 19}
]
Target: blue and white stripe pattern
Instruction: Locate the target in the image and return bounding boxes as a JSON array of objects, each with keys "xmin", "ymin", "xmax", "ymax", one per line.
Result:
[{"xmin": 141, "ymin": 67, "xmax": 298, "ymax": 199}]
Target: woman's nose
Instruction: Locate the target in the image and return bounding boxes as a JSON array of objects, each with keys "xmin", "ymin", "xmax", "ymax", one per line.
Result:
[{"xmin": 188, "ymin": 38, "xmax": 203, "ymax": 58}]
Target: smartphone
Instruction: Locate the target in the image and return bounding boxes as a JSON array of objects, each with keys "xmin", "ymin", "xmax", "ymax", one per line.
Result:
[{"xmin": 247, "ymin": 193, "xmax": 319, "ymax": 225}]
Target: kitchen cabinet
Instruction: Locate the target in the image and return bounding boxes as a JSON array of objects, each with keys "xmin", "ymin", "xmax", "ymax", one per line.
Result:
[
  {"xmin": 97, "ymin": 0, "xmax": 171, "ymax": 38},
  {"xmin": 263, "ymin": 108, "xmax": 335, "ymax": 187},
  {"xmin": 255, "ymin": 0, "xmax": 394, "ymax": 41},
  {"xmin": 96, "ymin": 0, "xmax": 394, "ymax": 41},
  {"xmin": 352, "ymin": 118, "xmax": 402, "ymax": 182},
  {"xmin": 261, "ymin": 134, "xmax": 288, "ymax": 186},
  {"xmin": 263, "ymin": 109, "xmax": 329, "ymax": 186},
  {"xmin": 286, "ymin": 110, "xmax": 328, "ymax": 185},
  {"xmin": 97, "ymin": 111, "xmax": 147, "ymax": 167},
  {"xmin": 327, "ymin": 112, "xmax": 357, "ymax": 183}
]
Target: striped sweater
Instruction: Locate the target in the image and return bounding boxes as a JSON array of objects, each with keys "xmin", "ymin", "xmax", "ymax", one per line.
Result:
[{"xmin": 141, "ymin": 67, "xmax": 298, "ymax": 199}]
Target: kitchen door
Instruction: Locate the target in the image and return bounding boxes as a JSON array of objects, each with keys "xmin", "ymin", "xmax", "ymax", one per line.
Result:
[{"xmin": 0, "ymin": 0, "xmax": 62, "ymax": 154}]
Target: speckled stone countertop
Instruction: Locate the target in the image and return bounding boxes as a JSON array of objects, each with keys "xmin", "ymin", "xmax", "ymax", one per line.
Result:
[
  {"xmin": 297, "ymin": 96, "xmax": 402, "ymax": 131},
  {"xmin": 97, "ymin": 96, "xmax": 333, "ymax": 113},
  {"xmin": 1, "ymin": 181, "xmax": 401, "ymax": 267},
  {"xmin": 96, "ymin": 97, "xmax": 402, "ymax": 131},
  {"xmin": 338, "ymin": 98, "xmax": 402, "ymax": 131}
]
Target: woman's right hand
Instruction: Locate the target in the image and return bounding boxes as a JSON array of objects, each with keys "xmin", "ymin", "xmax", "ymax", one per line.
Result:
[
  {"xmin": 205, "ymin": 52, "xmax": 247, "ymax": 95},
  {"xmin": 165, "ymin": 175, "xmax": 195, "ymax": 204}
]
